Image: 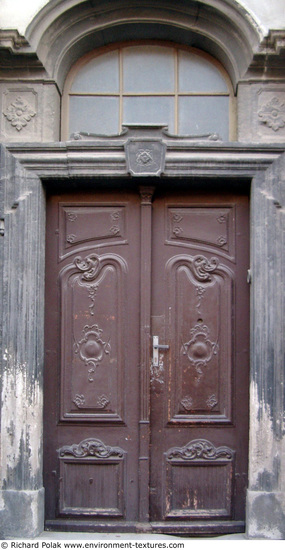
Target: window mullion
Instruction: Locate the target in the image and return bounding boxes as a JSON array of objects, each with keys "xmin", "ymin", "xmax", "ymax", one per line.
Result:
[
  {"xmin": 175, "ymin": 48, "xmax": 178, "ymax": 134},
  {"xmin": 119, "ymin": 48, "xmax": 123, "ymax": 131}
]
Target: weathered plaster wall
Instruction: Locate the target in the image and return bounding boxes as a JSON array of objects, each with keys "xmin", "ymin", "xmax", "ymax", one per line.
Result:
[
  {"xmin": 0, "ymin": 145, "xmax": 46, "ymax": 538},
  {"xmin": 247, "ymin": 151, "xmax": 285, "ymax": 538}
]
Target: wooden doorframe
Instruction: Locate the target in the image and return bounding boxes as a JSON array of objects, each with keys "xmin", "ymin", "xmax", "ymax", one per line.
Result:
[
  {"xmin": 1, "ymin": 136, "xmax": 285, "ymax": 538},
  {"xmin": 138, "ymin": 186, "xmax": 155, "ymax": 521}
]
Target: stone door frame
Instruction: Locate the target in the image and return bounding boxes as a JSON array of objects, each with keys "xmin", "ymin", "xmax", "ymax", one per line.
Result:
[{"xmin": 0, "ymin": 130, "xmax": 284, "ymax": 538}]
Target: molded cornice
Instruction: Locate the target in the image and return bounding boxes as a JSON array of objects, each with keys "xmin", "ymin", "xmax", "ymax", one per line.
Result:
[{"xmin": 6, "ymin": 132, "xmax": 284, "ymax": 179}]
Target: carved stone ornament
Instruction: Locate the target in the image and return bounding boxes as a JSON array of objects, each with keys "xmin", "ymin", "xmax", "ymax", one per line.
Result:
[
  {"xmin": 74, "ymin": 324, "xmax": 111, "ymax": 382},
  {"xmin": 258, "ymin": 97, "xmax": 285, "ymax": 131},
  {"xmin": 3, "ymin": 96, "xmax": 36, "ymax": 131},
  {"xmin": 58, "ymin": 437, "xmax": 125, "ymax": 458},
  {"xmin": 166, "ymin": 439, "xmax": 234, "ymax": 461},
  {"xmin": 125, "ymin": 139, "xmax": 166, "ymax": 176},
  {"xmin": 181, "ymin": 322, "xmax": 219, "ymax": 383}
]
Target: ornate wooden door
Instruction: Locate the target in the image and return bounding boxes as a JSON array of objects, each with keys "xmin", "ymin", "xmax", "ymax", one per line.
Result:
[
  {"xmin": 44, "ymin": 188, "xmax": 142, "ymax": 526},
  {"xmin": 44, "ymin": 184, "xmax": 249, "ymax": 533},
  {"xmin": 149, "ymin": 188, "xmax": 249, "ymax": 533}
]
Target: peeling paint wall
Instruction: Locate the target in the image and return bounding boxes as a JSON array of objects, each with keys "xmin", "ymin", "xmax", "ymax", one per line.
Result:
[
  {"xmin": 1, "ymin": 367, "xmax": 42, "ymax": 490},
  {"xmin": 0, "ymin": 145, "xmax": 46, "ymax": 537},
  {"xmin": 247, "ymin": 152, "xmax": 285, "ymax": 538}
]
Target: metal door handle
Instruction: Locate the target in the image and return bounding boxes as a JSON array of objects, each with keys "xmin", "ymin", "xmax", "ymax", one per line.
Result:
[{"xmin": 152, "ymin": 335, "xmax": 169, "ymax": 367}]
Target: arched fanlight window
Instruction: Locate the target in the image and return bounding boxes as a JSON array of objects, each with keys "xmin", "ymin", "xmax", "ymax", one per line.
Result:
[{"xmin": 62, "ymin": 44, "xmax": 235, "ymax": 140}]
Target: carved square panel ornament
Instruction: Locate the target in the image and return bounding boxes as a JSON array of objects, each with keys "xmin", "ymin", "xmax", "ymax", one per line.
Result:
[
  {"xmin": 256, "ymin": 89, "xmax": 285, "ymax": 139},
  {"xmin": 125, "ymin": 139, "xmax": 166, "ymax": 176}
]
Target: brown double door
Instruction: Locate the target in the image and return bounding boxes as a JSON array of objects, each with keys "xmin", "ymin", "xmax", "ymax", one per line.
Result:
[{"xmin": 44, "ymin": 183, "xmax": 249, "ymax": 533}]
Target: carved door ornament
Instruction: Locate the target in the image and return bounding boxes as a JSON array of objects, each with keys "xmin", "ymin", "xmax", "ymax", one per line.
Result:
[
  {"xmin": 59, "ymin": 437, "xmax": 125, "ymax": 459},
  {"xmin": 74, "ymin": 324, "xmax": 111, "ymax": 382},
  {"xmin": 181, "ymin": 321, "xmax": 219, "ymax": 384}
]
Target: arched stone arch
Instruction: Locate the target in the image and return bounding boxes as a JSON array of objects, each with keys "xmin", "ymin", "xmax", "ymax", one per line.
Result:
[{"xmin": 25, "ymin": 0, "xmax": 263, "ymax": 91}]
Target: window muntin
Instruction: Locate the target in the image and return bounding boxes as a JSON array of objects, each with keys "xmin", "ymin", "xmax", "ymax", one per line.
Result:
[{"xmin": 64, "ymin": 44, "xmax": 233, "ymax": 139}]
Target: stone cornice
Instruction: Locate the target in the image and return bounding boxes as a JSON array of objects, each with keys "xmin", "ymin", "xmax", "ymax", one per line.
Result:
[
  {"xmin": 246, "ymin": 30, "xmax": 285, "ymax": 77},
  {"xmin": 0, "ymin": 30, "xmax": 30, "ymax": 53},
  {"xmin": 259, "ymin": 30, "xmax": 285, "ymax": 56},
  {"xmin": 6, "ymin": 139, "xmax": 284, "ymax": 179},
  {"xmin": 0, "ymin": 30, "xmax": 45, "ymax": 72}
]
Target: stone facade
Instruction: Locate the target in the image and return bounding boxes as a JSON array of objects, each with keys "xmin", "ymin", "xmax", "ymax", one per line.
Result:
[{"xmin": 0, "ymin": 0, "xmax": 285, "ymax": 540}]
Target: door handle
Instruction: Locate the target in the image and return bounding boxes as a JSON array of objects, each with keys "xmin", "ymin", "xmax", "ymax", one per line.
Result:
[{"xmin": 152, "ymin": 335, "xmax": 169, "ymax": 367}]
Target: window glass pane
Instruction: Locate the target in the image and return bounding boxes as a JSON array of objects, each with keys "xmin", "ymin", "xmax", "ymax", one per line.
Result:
[
  {"xmin": 123, "ymin": 46, "xmax": 175, "ymax": 93},
  {"xmin": 178, "ymin": 51, "xmax": 228, "ymax": 92},
  {"xmin": 178, "ymin": 96, "xmax": 229, "ymax": 140},
  {"xmin": 123, "ymin": 96, "xmax": 175, "ymax": 133},
  {"xmin": 71, "ymin": 50, "xmax": 119, "ymax": 93},
  {"xmin": 69, "ymin": 96, "xmax": 119, "ymax": 135}
]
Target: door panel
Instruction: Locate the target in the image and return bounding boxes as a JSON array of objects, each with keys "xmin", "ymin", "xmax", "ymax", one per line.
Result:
[
  {"xmin": 44, "ymin": 184, "xmax": 249, "ymax": 531},
  {"xmin": 44, "ymin": 190, "xmax": 141, "ymax": 522},
  {"xmin": 150, "ymin": 190, "xmax": 249, "ymax": 524}
]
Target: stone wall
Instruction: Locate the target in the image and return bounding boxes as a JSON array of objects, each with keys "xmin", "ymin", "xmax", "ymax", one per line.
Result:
[{"xmin": 0, "ymin": 0, "xmax": 285, "ymax": 539}]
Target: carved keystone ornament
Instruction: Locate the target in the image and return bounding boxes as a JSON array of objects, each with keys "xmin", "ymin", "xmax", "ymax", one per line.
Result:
[{"xmin": 125, "ymin": 139, "xmax": 166, "ymax": 176}]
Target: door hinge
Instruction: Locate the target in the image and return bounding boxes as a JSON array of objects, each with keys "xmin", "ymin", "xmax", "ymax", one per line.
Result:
[{"xmin": 247, "ymin": 269, "xmax": 252, "ymax": 284}]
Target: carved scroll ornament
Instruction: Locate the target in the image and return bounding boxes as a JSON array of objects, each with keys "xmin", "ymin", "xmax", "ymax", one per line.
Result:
[
  {"xmin": 166, "ymin": 439, "xmax": 234, "ymax": 461},
  {"xmin": 191, "ymin": 255, "xmax": 219, "ymax": 282},
  {"xmin": 59, "ymin": 437, "xmax": 125, "ymax": 458},
  {"xmin": 74, "ymin": 254, "xmax": 101, "ymax": 282},
  {"xmin": 74, "ymin": 254, "xmax": 101, "ymax": 315}
]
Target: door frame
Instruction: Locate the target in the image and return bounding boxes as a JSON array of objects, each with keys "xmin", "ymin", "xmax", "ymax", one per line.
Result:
[
  {"xmin": 43, "ymin": 181, "xmax": 250, "ymax": 534},
  {"xmin": 1, "ymin": 130, "xmax": 285, "ymax": 537}
]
